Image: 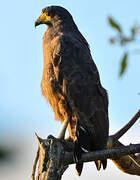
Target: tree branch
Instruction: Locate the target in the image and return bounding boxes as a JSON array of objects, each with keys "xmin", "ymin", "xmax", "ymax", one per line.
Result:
[
  {"xmin": 107, "ymin": 109, "xmax": 140, "ymax": 147},
  {"xmin": 63, "ymin": 143, "xmax": 140, "ymax": 165},
  {"xmin": 32, "ymin": 136, "xmax": 140, "ymax": 180},
  {"xmin": 111, "ymin": 141, "xmax": 140, "ymax": 175},
  {"xmin": 31, "ymin": 147, "xmax": 39, "ymax": 180},
  {"xmin": 31, "ymin": 110, "xmax": 140, "ymax": 180}
]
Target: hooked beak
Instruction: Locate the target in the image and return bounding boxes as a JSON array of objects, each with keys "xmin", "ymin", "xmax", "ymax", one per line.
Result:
[
  {"xmin": 35, "ymin": 20, "xmax": 43, "ymax": 28},
  {"xmin": 35, "ymin": 12, "xmax": 51, "ymax": 28}
]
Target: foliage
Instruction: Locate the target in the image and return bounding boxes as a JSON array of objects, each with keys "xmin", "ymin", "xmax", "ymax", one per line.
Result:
[
  {"xmin": 120, "ymin": 53, "xmax": 128, "ymax": 76},
  {"xmin": 107, "ymin": 16, "xmax": 140, "ymax": 76}
]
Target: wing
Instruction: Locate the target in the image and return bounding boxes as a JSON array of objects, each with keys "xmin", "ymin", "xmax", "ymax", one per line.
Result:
[{"xmin": 52, "ymin": 34, "xmax": 109, "ymax": 174}]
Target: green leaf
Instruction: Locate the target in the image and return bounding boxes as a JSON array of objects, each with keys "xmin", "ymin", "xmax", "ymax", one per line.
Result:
[
  {"xmin": 108, "ymin": 16, "xmax": 122, "ymax": 33},
  {"xmin": 131, "ymin": 24, "xmax": 139, "ymax": 38},
  {"xmin": 120, "ymin": 53, "xmax": 128, "ymax": 76}
]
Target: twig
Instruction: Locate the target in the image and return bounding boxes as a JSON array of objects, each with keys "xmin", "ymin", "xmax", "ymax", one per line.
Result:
[
  {"xmin": 31, "ymin": 133, "xmax": 45, "ymax": 180},
  {"xmin": 108, "ymin": 109, "xmax": 140, "ymax": 147},
  {"xmin": 31, "ymin": 147, "xmax": 39, "ymax": 180},
  {"xmin": 129, "ymin": 154, "xmax": 140, "ymax": 168}
]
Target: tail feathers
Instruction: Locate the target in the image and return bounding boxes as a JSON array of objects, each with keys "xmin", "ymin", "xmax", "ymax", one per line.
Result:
[
  {"xmin": 74, "ymin": 139, "xmax": 84, "ymax": 176},
  {"xmin": 74, "ymin": 123, "xmax": 107, "ymax": 175},
  {"xmin": 74, "ymin": 124, "xmax": 90, "ymax": 176},
  {"xmin": 95, "ymin": 160, "xmax": 107, "ymax": 171},
  {"xmin": 76, "ymin": 162, "xmax": 83, "ymax": 176}
]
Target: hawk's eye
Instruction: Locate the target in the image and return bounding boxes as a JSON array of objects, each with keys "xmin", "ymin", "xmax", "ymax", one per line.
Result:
[{"xmin": 42, "ymin": 8, "xmax": 47, "ymax": 13}]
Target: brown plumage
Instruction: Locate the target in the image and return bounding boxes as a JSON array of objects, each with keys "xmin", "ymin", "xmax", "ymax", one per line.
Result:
[{"xmin": 35, "ymin": 6, "xmax": 109, "ymax": 176}]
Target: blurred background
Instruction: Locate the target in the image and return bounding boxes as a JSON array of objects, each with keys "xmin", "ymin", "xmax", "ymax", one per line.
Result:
[{"xmin": 0, "ymin": 0, "xmax": 139, "ymax": 179}]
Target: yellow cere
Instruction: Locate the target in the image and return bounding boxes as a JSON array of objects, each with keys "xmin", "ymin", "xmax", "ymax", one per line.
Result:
[{"xmin": 38, "ymin": 12, "xmax": 51, "ymax": 22}]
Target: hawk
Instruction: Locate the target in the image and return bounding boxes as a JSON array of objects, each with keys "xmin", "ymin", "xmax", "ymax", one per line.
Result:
[{"xmin": 35, "ymin": 6, "xmax": 109, "ymax": 175}]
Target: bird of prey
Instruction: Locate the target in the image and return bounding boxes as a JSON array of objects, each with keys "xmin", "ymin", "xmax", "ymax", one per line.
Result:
[{"xmin": 35, "ymin": 6, "xmax": 109, "ymax": 176}]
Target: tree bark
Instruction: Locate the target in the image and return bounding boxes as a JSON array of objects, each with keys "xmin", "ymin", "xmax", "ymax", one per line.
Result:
[
  {"xmin": 31, "ymin": 110, "xmax": 140, "ymax": 180},
  {"xmin": 31, "ymin": 136, "xmax": 140, "ymax": 180}
]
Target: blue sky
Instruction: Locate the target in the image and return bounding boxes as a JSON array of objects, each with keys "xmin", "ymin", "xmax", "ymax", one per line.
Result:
[{"xmin": 0, "ymin": 0, "xmax": 140, "ymax": 179}]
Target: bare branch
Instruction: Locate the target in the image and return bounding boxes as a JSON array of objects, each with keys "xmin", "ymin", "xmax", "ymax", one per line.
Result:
[
  {"xmin": 34, "ymin": 135, "xmax": 140, "ymax": 180},
  {"xmin": 31, "ymin": 110, "xmax": 140, "ymax": 180},
  {"xmin": 111, "ymin": 141, "xmax": 140, "ymax": 175},
  {"xmin": 64, "ymin": 143, "xmax": 140, "ymax": 165},
  {"xmin": 31, "ymin": 147, "xmax": 39, "ymax": 180},
  {"xmin": 108, "ymin": 109, "xmax": 140, "ymax": 147}
]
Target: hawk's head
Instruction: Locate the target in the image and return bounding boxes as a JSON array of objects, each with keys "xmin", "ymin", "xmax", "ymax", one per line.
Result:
[{"xmin": 35, "ymin": 6, "xmax": 73, "ymax": 27}]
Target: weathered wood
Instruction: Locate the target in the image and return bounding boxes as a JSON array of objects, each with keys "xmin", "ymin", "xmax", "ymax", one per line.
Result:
[
  {"xmin": 36, "ymin": 135, "xmax": 68, "ymax": 180},
  {"xmin": 111, "ymin": 141, "xmax": 140, "ymax": 176},
  {"xmin": 31, "ymin": 110, "xmax": 140, "ymax": 180},
  {"xmin": 32, "ymin": 136, "xmax": 140, "ymax": 180}
]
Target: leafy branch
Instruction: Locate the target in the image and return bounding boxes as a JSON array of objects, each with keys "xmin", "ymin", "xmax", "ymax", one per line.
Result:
[{"xmin": 107, "ymin": 16, "xmax": 140, "ymax": 76}]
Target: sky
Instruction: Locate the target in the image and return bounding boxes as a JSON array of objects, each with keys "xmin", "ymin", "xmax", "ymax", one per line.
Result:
[{"xmin": 0, "ymin": 0, "xmax": 140, "ymax": 179}]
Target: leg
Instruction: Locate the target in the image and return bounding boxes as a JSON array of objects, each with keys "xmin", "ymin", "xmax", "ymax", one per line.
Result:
[{"xmin": 58, "ymin": 117, "xmax": 70, "ymax": 139}]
